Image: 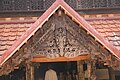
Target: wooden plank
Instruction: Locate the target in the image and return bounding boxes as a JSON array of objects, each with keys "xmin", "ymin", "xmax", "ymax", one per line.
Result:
[{"xmin": 32, "ymin": 55, "xmax": 90, "ymax": 62}]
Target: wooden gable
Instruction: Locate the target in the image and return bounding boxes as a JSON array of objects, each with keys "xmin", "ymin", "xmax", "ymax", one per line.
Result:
[
  {"xmin": 0, "ymin": 8, "xmax": 120, "ymax": 76},
  {"xmin": 30, "ymin": 11, "xmax": 90, "ymax": 58},
  {"xmin": 0, "ymin": 0, "xmax": 120, "ymax": 76},
  {"xmin": 1, "ymin": 0, "xmax": 120, "ymax": 66}
]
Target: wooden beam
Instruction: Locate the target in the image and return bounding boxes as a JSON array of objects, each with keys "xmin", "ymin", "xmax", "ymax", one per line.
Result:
[{"xmin": 32, "ymin": 55, "xmax": 90, "ymax": 62}]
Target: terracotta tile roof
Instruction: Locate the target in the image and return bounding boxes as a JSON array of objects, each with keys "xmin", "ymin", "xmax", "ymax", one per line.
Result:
[
  {"xmin": 0, "ymin": 23, "xmax": 32, "ymax": 56},
  {"xmin": 87, "ymin": 17, "xmax": 120, "ymax": 50}
]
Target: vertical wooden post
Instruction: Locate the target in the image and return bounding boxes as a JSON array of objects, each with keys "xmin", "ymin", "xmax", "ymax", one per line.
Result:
[
  {"xmin": 26, "ymin": 63, "xmax": 30, "ymax": 80},
  {"xmin": 87, "ymin": 60, "xmax": 96, "ymax": 80},
  {"xmin": 77, "ymin": 61, "xmax": 80, "ymax": 80},
  {"xmin": 77, "ymin": 61, "xmax": 85, "ymax": 80},
  {"xmin": 31, "ymin": 63, "xmax": 34, "ymax": 80},
  {"xmin": 26, "ymin": 62, "xmax": 34, "ymax": 80},
  {"xmin": 91, "ymin": 60, "xmax": 96, "ymax": 80},
  {"xmin": 87, "ymin": 62, "xmax": 91, "ymax": 80}
]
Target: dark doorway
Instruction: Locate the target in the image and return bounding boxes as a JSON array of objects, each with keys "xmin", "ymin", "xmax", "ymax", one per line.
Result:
[
  {"xmin": 115, "ymin": 75, "xmax": 120, "ymax": 80},
  {"xmin": 34, "ymin": 61, "xmax": 77, "ymax": 80}
]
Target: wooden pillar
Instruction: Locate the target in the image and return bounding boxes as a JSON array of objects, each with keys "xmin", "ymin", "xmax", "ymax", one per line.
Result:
[
  {"xmin": 26, "ymin": 62, "xmax": 34, "ymax": 80},
  {"xmin": 87, "ymin": 62, "xmax": 91, "ymax": 80},
  {"xmin": 77, "ymin": 61, "xmax": 80, "ymax": 80},
  {"xmin": 26, "ymin": 63, "xmax": 30, "ymax": 80},
  {"xmin": 87, "ymin": 60, "xmax": 96, "ymax": 80},
  {"xmin": 31, "ymin": 63, "xmax": 34, "ymax": 80},
  {"xmin": 77, "ymin": 61, "xmax": 85, "ymax": 80}
]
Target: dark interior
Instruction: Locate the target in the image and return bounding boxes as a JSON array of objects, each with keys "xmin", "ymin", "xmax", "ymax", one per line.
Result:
[{"xmin": 34, "ymin": 61, "xmax": 77, "ymax": 80}]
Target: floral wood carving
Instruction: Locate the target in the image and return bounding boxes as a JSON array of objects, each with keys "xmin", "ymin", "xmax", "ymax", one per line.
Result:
[{"xmin": 31, "ymin": 14, "xmax": 89, "ymax": 58}]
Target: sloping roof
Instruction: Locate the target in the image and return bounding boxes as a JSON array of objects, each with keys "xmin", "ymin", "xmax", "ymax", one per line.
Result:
[
  {"xmin": 0, "ymin": 23, "xmax": 32, "ymax": 56},
  {"xmin": 87, "ymin": 16, "xmax": 120, "ymax": 50},
  {"xmin": 0, "ymin": 0, "xmax": 120, "ymax": 66}
]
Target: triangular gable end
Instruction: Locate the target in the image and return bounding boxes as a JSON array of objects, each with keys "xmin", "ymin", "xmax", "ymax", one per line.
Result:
[
  {"xmin": 0, "ymin": 0, "xmax": 120, "ymax": 66},
  {"xmin": 29, "ymin": 10, "xmax": 91, "ymax": 59}
]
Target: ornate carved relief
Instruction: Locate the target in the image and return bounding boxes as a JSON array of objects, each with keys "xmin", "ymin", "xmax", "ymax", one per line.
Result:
[
  {"xmin": 27, "ymin": 11, "xmax": 120, "ymax": 69},
  {"xmin": 31, "ymin": 14, "xmax": 89, "ymax": 58}
]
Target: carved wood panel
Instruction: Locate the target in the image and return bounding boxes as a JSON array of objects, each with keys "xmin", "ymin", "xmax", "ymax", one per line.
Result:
[{"xmin": 30, "ymin": 14, "xmax": 90, "ymax": 58}]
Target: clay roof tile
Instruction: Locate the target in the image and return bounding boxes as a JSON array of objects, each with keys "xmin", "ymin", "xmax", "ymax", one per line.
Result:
[
  {"xmin": 106, "ymin": 20, "xmax": 115, "ymax": 24},
  {"xmin": 8, "ymin": 36, "xmax": 16, "ymax": 41}
]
